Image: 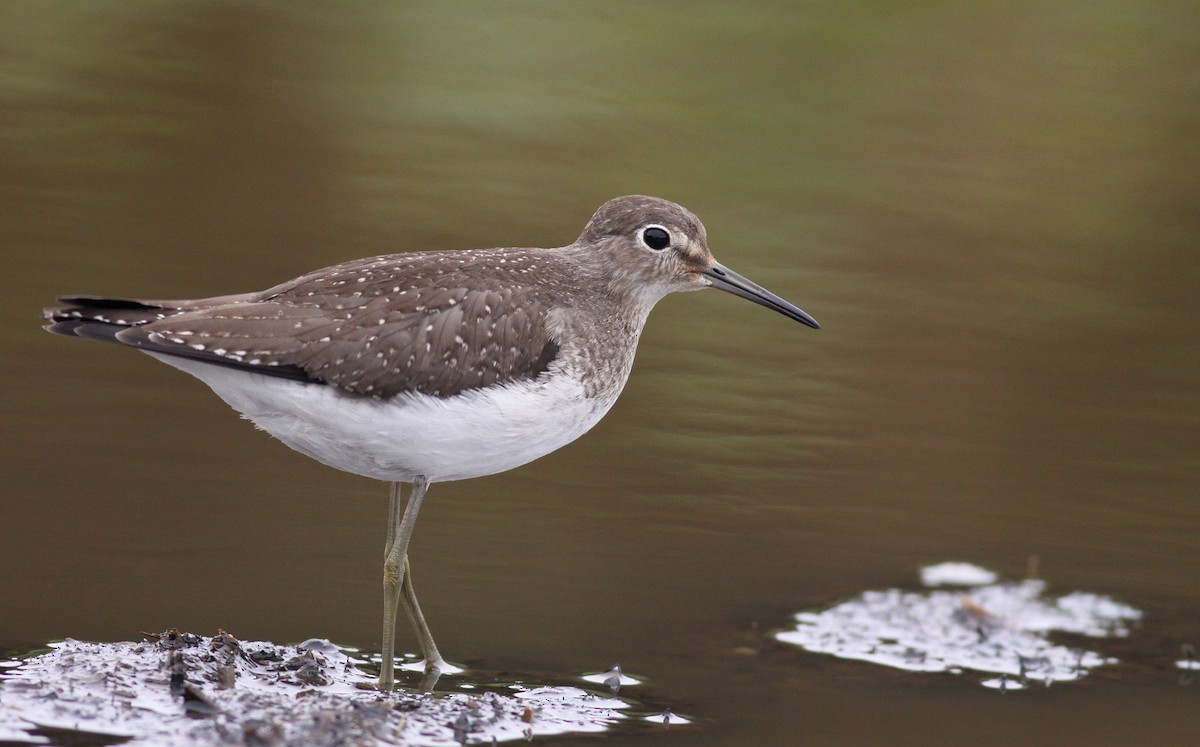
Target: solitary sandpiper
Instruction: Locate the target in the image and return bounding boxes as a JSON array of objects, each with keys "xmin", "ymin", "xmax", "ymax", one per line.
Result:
[{"xmin": 43, "ymin": 195, "xmax": 819, "ymax": 691}]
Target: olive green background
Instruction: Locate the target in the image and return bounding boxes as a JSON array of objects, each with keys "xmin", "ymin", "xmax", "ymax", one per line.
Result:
[{"xmin": 2, "ymin": 2, "xmax": 1196, "ymax": 744}]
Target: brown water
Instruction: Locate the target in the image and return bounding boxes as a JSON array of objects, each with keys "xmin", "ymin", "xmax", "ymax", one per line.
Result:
[{"xmin": 2, "ymin": 2, "xmax": 1197, "ymax": 744}]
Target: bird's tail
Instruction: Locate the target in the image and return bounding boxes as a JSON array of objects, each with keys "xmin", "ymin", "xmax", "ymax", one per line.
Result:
[
  {"xmin": 43, "ymin": 292, "xmax": 253, "ymax": 342},
  {"xmin": 43, "ymin": 296, "xmax": 177, "ymax": 343}
]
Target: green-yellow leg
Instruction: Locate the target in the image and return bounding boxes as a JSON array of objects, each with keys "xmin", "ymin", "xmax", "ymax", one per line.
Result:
[
  {"xmin": 400, "ymin": 554, "xmax": 448, "ymax": 674},
  {"xmin": 379, "ymin": 477, "xmax": 444, "ymax": 691}
]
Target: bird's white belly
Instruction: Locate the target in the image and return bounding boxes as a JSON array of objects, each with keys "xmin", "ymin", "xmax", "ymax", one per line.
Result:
[{"xmin": 147, "ymin": 353, "xmax": 617, "ymax": 482}]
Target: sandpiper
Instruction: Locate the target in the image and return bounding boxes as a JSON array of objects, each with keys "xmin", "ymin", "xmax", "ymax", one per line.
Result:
[{"xmin": 44, "ymin": 195, "xmax": 819, "ymax": 691}]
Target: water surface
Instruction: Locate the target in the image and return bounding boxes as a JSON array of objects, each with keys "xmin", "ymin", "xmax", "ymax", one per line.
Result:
[{"xmin": 2, "ymin": 3, "xmax": 1197, "ymax": 744}]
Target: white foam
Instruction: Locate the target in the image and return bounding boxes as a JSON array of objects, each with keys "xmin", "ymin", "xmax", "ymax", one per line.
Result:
[
  {"xmin": 776, "ymin": 562, "xmax": 1141, "ymax": 688},
  {"xmin": 920, "ymin": 562, "xmax": 999, "ymax": 587}
]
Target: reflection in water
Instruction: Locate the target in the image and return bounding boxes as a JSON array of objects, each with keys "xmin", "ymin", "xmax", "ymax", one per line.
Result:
[
  {"xmin": 582, "ymin": 663, "xmax": 641, "ymax": 693},
  {"xmin": 3, "ymin": 2, "xmax": 1198, "ymax": 745}
]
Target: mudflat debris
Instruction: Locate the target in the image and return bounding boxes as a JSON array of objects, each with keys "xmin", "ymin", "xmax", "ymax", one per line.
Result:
[{"xmin": 0, "ymin": 630, "xmax": 647, "ymax": 745}]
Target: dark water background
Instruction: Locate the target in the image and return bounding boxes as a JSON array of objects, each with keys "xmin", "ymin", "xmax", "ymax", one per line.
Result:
[{"xmin": 2, "ymin": 2, "xmax": 1197, "ymax": 744}]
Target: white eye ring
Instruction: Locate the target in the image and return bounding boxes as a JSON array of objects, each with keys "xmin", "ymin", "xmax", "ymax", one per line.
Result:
[{"xmin": 639, "ymin": 224, "xmax": 672, "ymax": 251}]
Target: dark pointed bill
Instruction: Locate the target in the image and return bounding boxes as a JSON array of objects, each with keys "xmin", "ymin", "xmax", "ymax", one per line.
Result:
[{"xmin": 702, "ymin": 263, "xmax": 820, "ymax": 329}]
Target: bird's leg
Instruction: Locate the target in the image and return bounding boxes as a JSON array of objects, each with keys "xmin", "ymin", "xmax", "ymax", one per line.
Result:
[
  {"xmin": 400, "ymin": 554, "xmax": 448, "ymax": 673},
  {"xmin": 379, "ymin": 481, "xmax": 403, "ymax": 691},
  {"xmin": 400, "ymin": 556, "xmax": 446, "ymax": 691},
  {"xmin": 378, "ymin": 476, "xmax": 430, "ymax": 691}
]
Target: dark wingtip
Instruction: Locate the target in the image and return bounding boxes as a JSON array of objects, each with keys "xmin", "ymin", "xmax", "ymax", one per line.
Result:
[
  {"xmin": 43, "ymin": 320, "xmax": 78, "ymax": 336},
  {"xmin": 43, "ymin": 295, "xmax": 170, "ymax": 335},
  {"xmin": 44, "ymin": 319, "xmax": 129, "ymax": 343},
  {"xmin": 55, "ymin": 295, "xmax": 161, "ymax": 310}
]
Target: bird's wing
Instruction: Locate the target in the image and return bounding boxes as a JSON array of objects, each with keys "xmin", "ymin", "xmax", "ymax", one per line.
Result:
[{"xmin": 45, "ymin": 251, "xmax": 566, "ymax": 399}]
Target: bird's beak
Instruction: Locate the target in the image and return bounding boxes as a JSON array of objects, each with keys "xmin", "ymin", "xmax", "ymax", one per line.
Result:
[{"xmin": 702, "ymin": 263, "xmax": 820, "ymax": 329}]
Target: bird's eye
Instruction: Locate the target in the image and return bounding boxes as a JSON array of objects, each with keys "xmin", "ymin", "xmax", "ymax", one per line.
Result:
[{"xmin": 640, "ymin": 226, "xmax": 671, "ymax": 251}]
